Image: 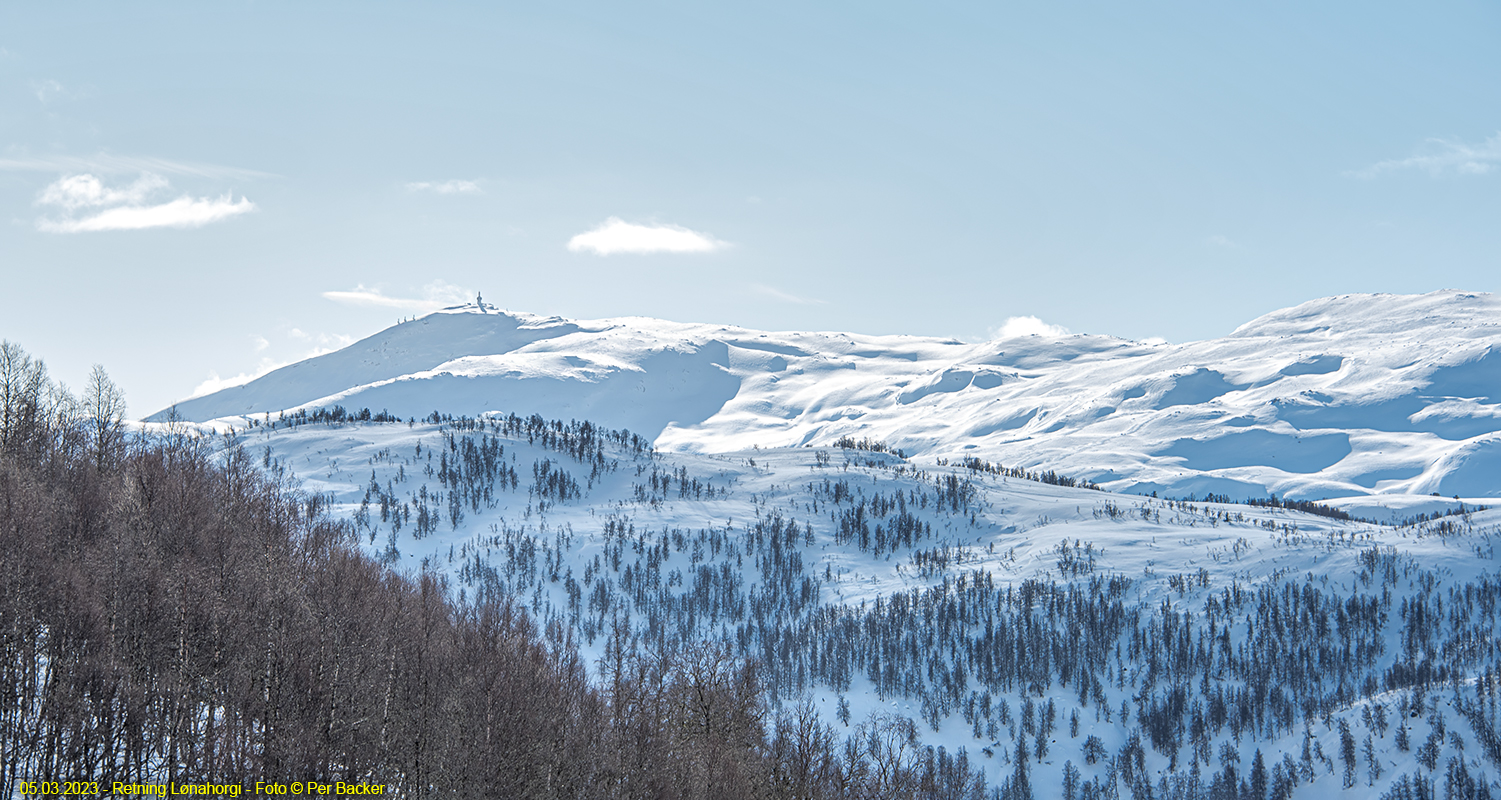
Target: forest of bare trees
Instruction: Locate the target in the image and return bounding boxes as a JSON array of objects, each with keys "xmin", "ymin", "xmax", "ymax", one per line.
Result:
[{"xmin": 0, "ymin": 344, "xmax": 997, "ymax": 798}]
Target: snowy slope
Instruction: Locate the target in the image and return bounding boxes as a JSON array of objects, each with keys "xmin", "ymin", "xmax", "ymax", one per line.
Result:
[
  {"xmin": 160, "ymin": 290, "xmax": 1501, "ymax": 501},
  {"xmin": 192, "ymin": 414, "xmax": 1501, "ymax": 797}
]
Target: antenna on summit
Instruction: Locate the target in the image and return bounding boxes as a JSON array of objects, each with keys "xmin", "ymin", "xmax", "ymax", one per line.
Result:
[{"xmin": 476, "ymin": 291, "xmax": 485, "ymax": 312}]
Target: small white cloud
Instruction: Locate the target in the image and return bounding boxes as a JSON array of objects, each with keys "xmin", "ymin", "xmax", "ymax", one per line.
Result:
[
  {"xmin": 567, "ymin": 217, "xmax": 727, "ymax": 255},
  {"xmin": 1349, "ymin": 132, "xmax": 1501, "ymax": 178},
  {"xmin": 751, "ymin": 283, "xmax": 825, "ymax": 305},
  {"xmin": 192, "ymin": 372, "xmax": 245, "ymax": 397},
  {"xmin": 190, "ymin": 368, "xmax": 270, "ymax": 398},
  {"xmin": 321, "ymin": 280, "xmax": 474, "ymax": 313},
  {"xmin": 992, "ymin": 316, "xmax": 1071, "ymax": 339},
  {"xmin": 34, "ymin": 173, "xmax": 254, "ymax": 233},
  {"xmin": 406, "ymin": 179, "xmax": 483, "ymax": 195},
  {"xmin": 1206, "ymin": 234, "xmax": 1236, "ymax": 248},
  {"xmin": 38, "ymin": 173, "xmax": 168, "ymax": 210},
  {"xmin": 252, "ymin": 335, "xmax": 270, "ymax": 352}
]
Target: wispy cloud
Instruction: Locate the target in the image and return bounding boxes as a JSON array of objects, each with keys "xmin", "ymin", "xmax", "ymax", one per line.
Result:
[
  {"xmin": 1349, "ymin": 132, "xmax": 1501, "ymax": 178},
  {"xmin": 1206, "ymin": 234, "xmax": 1237, "ymax": 248},
  {"xmin": 321, "ymin": 288, "xmax": 434, "ymax": 311},
  {"xmin": 31, "ymin": 79, "xmax": 65, "ymax": 103},
  {"xmin": 321, "ymin": 280, "xmax": 474, "ymax": 313},
  {"xmin": 39, "ymin": 197, "xmax": 254, "ymax": 232},
  {"xmin": 991, "ymin": 315, "xmax": 1071, "ymax": 339},
  {"xmin": 406, "ymin": 179, "xmax": 483, "ymax": 195},
  {"xmin": 0, "ymin": 154, "xmax": 274, "ymax": 180},
  {"xmin": 751, "ymin": 283, "xmax": 825, "ymax": 305},
  {"xmin": 567, "ymin": 217, "xmax": 727, "ymax": 256},
  {"xmin": 34, "ymin": 173, "xmax": 255, "ymax": 233}
]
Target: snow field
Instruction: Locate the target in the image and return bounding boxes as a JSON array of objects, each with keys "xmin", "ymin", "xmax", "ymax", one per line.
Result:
[{"xmin": 180, "ymin": 413, "xmax": 1501, "ymax": 797}]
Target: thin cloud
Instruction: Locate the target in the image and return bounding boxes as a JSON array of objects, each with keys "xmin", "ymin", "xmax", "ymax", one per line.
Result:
[
  {"xmin": 1206, "ymin": 234, "xmax": 1237, "ymax": 248},
  {"xmin": 39, "ymin": 197, "xmax": 254, "ymax": 232},
  {"xmin": 0, "ymin": 154, "xmax": 274, "ymax": 180},
  {"xmin": 991, "ymin": 315, "xmax": 1071, "ymax": 339},
  {"xmin": 567, "ymin": 217, "xmax": 727, "ymax": 255},
  {"xmin": 321, "ymin": 288, "xmax": 435, "ymax": 311},
  {"xmin": 31, "ymin": 79, "xmax": 65, "ymax": 103},
  {"xmin": 1349, "ymin": 132, "xmax": 1501, "ymax": 178},
  {"xmin": 406, "ymin": 179, "xmax": 483, "ymax": 195},
  {"xmin": 34, "ymin": 173, "xmax": 254, "ymax": 233},
  {"xmin": 321, "ymin": 280, "xmax": 474, "ymax": 313},
  {"xmin": 751, "ymin": 283, "xmax": 825, "ymax": 305}
]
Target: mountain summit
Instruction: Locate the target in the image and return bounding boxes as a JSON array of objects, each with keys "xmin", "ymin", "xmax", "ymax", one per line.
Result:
[{"xmin": 163, "ymin": 290, "xmax": 1501, "ymax": 499}]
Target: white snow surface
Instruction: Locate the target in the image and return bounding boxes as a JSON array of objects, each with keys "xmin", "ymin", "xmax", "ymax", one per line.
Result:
[
  {"xmin": 161, "ymin": 289, "xmax": 1501, "ymax": 501},
  {"xmin": 196, "ymin": 416, "xmax": 1501, "ymax": 797}
]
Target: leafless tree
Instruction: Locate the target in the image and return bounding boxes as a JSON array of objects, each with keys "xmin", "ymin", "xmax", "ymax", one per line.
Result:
[{"xmin": 82, "ymin": 364, "xmax": 127, "ymax": 470}]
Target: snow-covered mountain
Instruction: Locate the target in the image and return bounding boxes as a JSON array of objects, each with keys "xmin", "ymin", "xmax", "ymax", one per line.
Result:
[
  {"xmin": 157, "ymin": 290, "xmax": 1501, "ymax": 796},
  {"xmin": 161, "ymin": 290, "xmax": 1501, "ymax": 500}
]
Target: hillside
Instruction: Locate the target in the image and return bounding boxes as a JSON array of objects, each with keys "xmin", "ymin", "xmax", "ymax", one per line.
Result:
[
  {"xmin": 141, "ymin": 290, "xmax": 1501, "ymax": 796},
  {"xmin": 203, "ymin": 410, "xmax": 1501, "ymax": 798}
]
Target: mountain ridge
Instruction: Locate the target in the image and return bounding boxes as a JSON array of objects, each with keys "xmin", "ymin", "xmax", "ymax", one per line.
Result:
[{"xmin": 162, "ymin": 289, "xmax": 1501, "ymax": 500}]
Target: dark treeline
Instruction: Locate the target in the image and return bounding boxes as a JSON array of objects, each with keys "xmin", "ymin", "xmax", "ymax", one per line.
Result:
[
  {"xmin": 1, "ymin": 342, "xmax": 1003, "ymax": 798},
  {"xmin": 1155, "ymin": 492, "xmax": 1493, "ymax": 529},
  {"xmin": 833, "ymin": 436, "xmax": 908, "ymax": 459},
  {"xmin": 946, "ymin": 455, "xmax": 1102, "ymax": 492},
  {"xmin": 1170, "ymin": 493, "xmax": 1359, "ymax": 523},
  {"xmin": 248, "ymin": 404, "xmax": 652, "ymax": 469},
  {"xmin": 1240, "ymin": 494, "xmax": 1354, "ymax": 522}
]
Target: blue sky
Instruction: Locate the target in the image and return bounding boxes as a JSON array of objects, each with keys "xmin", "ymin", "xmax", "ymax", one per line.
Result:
[{"xmin": 2, "ymin": 2, "xmax": 1499, "ymax": 415}]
